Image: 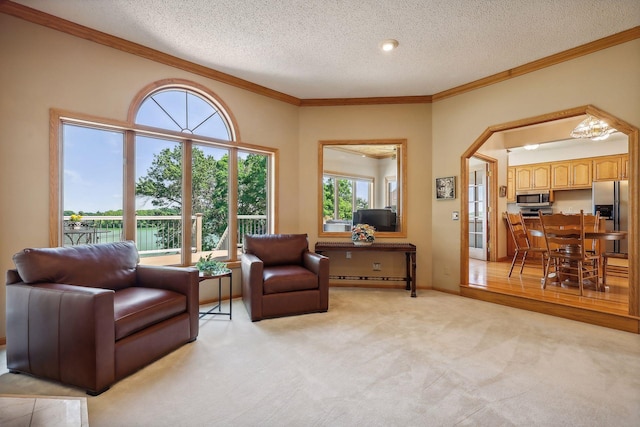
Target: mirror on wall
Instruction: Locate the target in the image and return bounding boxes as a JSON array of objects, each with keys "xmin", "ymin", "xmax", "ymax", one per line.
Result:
[{"xmin": 319, "ymin": 139, "xmax": 407, "ymax": 238}]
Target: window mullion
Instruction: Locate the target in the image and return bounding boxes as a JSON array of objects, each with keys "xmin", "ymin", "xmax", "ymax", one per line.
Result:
[
  {"xmin": 228, "ymin": 147, "xmax": 239, "ymax": 260},
  {"xmin": 124, "ymin": 130, "xmax": 136, "ymax": 241},
  {"xmin": 333, "ymin": 178, "xmax": 339, "ymax": 219},
  {"xmin": 182, "ymin": 140, "xmax": 193, "ymax": 266}
]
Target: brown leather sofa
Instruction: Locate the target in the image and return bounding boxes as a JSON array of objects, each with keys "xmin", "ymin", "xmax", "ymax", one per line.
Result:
[
  {"xmin": 241, "ymin": 234, "xmax": 329, "ymax": 321},
  {"xmin": 6, "ymin": 241, "xmax": 199, "ymax": 395}
]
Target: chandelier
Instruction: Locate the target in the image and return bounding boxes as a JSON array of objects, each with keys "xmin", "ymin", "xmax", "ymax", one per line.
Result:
[{"xmin": 570, "ymin": 115, "xmax": 616, "ymax": 141}]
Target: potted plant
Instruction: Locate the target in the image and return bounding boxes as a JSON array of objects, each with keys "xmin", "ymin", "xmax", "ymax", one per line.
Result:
[
  {"xmin": 195, "ymin": 253, "xmax": 228, "ymax": 276},
  {"xmin": 69, "ymin": 213, "xmax": 83, "ymax": 229}
]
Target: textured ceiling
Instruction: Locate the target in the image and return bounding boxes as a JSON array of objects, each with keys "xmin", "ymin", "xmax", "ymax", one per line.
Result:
[{"xmin": 11, "ymin": 0, "xmax": 640, "ymax": 99}]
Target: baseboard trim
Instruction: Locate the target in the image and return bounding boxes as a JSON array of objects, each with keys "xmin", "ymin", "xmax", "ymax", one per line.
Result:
[{"xmin": 460, "ymin": 286, "xmax": 640, "ymax": 333}]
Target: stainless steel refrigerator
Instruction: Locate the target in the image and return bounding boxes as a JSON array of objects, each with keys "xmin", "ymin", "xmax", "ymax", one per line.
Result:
[{"xmin": 592, "ymin": 180, "xmax": 628, "ymax": 253}]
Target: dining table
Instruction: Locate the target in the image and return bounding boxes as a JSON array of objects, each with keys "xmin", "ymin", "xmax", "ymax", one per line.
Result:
[
  {"xmin": 528, "ymin": 228, "xmax": 627, "ymax": 243},
  {"xmin": 528, "ymin": 228, "xmax": 627, "ymax": 291}
]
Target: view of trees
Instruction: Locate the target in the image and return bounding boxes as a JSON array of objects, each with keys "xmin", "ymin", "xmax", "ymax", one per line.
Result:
[
  {"xmin": 136, "ymin": 146, "xmax": 267, "ymax": 251},
  {"xmin": 323, "ymin": 177, "xmax": 368, "ymax": 221},
  {"xmin": 66, "ymin": 146, "xmax": 267, "ymax": 252}
]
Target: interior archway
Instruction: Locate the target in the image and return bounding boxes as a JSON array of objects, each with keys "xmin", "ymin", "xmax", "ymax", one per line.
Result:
[{"xmin": 459, "ymin": 105, "xmax": 639, "ymax": 332}]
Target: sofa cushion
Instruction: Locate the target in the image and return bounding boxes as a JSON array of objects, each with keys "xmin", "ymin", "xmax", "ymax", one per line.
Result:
[
  {"xmin": 13, "ymin": 241, "xmax": 139, "ymax": 291},
  {"xmin": 114, "ymin": 287, "xmax": 186, "ymax": 340},
  {"xmin": 243, "ymin": 234, "xmax": 308, "ymax": 267},
  {"xmin": 263, "ymin": 266, "xmax": 318, "ymax": 295}
]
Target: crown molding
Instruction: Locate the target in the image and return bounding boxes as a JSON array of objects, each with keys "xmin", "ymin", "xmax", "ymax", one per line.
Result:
[
  {"xmin": 432, "ymin": 26, "xmax": 640, "ymax": 101},
  {"xmin": 300, "ymin": 95, "xmax": 432, "ymax": 107},
  {"xmin": 2, "ymin": 1, "xmax": 638, "ymax": 107}
]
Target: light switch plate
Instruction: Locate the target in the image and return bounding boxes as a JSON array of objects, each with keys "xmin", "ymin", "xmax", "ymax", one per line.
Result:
[{"xmin": 452, "ymin": 211, "xmax": 459, "ymax": 220}]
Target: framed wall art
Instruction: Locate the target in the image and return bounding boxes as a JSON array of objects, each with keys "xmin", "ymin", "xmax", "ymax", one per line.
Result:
[{"xmin": 435, "ymin": 176, "xmax": 456, "ymax": 200}]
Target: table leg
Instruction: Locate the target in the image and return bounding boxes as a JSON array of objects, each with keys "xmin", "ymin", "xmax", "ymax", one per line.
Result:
[
  {"xmin": 410, "ymin": 252, "xmax": 417, "ymax": 298},
  {"xmin": 405, "ymin": 252, "xmax": 411, "ymax": 291},
  {"xmin": 198, "ymin": 272, "xmax": 232, "ymax": 319},
  {"xmin": 405, "ymin": 251, "xmax": 417, "ymax": 297}
]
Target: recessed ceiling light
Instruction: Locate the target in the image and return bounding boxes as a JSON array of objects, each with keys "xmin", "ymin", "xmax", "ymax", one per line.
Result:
[
  {"xmin": 380, "ymin": 39, "xmax": 399, "ymax": 52},
  {"xmin": 523, "ymin": 144, "xmax": 539, "ymax": 151}
]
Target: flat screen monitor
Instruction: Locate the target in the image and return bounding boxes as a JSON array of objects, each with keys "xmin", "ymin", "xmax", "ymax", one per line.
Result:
[{"xmin": 352, "ymin": 209, "xmax": 396, "ymax": 232}]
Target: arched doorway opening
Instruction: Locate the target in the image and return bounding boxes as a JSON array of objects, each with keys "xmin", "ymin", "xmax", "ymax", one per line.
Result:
[{"xmin": 459, "ymin": 105, "xmax": 639, "ymax": 332}]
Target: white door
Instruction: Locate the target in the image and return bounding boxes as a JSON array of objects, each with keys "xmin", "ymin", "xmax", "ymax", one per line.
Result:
[{"xmin": 469, "ymin": 161, "xmax": 489, "ymax": 261}]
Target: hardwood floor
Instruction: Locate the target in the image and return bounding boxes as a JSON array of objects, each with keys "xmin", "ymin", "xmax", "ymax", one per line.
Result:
[{"xmin": 463, "ymin": 257, "xmax": 638, "ymax": 332}]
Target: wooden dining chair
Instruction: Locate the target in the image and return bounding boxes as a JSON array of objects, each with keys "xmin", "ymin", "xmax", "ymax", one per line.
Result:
[
  {"xmin": 538, "ymin": 210, "xmax": 601, "ymax": 295},
  {"xmin": 602, "ymin": 252, "xmax": 629, "ymax": 286},
  {"xmin": 505, "ymin": 212, "xmax": 548, "ymax": 277},
  {"xmin": 582, "ymin": 212, "xmax": 600, "ymax": 256}
]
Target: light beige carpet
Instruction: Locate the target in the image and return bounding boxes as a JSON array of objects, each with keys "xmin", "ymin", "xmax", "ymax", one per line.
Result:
[{"xmin": 1, "ymin": 288, "xmax": 639, "ymax": 426}]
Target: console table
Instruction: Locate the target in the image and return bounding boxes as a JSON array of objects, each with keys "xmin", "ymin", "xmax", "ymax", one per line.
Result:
[{"xmin": 314, "ymin": 242, "xmax": 417, "ymax": 297}]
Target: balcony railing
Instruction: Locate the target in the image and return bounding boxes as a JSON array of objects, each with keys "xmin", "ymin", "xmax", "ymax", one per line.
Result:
[{"xmin": 63, "ymin": 214, "xmax": 268, "ymax": 255}]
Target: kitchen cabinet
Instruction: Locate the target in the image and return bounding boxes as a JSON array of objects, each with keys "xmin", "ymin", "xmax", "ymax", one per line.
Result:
[
  {"xmin": 507, "ymin": 153, "xmax": 627, "ymax": 198},
  {"xmin": 551, "ymin": 159, "xmax": 592, "ymax": 189},
  {"xmin": 621, "ymin": 154, "xmax": 629, "ymax": 180},
  {"xmin": 593, "ymin": 155, "xmax": 622, "ymax": 181},
  {"xmin": 507, "ymin": 167, "xmax": 515, "ymax": 202},
  {"xmin": 516, "ymin": 164, "xmax": 550, "ymax": 191}
]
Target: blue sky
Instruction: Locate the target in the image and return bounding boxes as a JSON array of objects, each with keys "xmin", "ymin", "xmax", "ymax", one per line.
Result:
[
  {"xmin": 63, "ymin": 124, "xmax": 124, "ymax": 213},
  {"xmin": 63, "ymin": 90, "xmax": 232, "ymax": 214}
]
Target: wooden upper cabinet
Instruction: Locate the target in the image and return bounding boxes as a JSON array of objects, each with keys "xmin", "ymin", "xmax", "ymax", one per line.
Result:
[
  {"xmin": 551, "ymin": 162, "xmax": 570, "ymax": 189},
  {"xmin": 531, "ymin": 164, "xmax": 551, "ymax": 190},
  {"xmin": 571, "ymin": 159, "xmax": 592, "ymax": 188},
  {"xmin": 621, "ymin": 154, "xmax": 629, "ymax": 180},
  {"xmin": 593, "ymin": 155, "xmax": 622, "ymax": 181},
  {"xmin": 552, "ymin": 160, "xmax": 592, "ymax": 189},
  {"xmin": 515, "ymin": 167, "xmax": 532, "ymax": 191},
  {"xmin": 507, "ymin": 167, "xmax": 515, "ymax": 202},
  {"xmin": 510, "ymin": 153, "xmax": 626, "ymax": 195},
  {"xmin": 515, "ymin": 164, "xmax": 550, "ymax": 191}
]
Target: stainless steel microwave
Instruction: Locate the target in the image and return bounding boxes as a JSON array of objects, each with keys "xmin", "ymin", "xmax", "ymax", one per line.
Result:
[{"xmin": 515, "ymin": 190, "xmax": 551, "ymax": 207}]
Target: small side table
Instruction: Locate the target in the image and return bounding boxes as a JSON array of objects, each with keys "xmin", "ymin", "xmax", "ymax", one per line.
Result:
[{"xmin": 198, "ymin": 269, "xmax": 232, "ymax": 319}]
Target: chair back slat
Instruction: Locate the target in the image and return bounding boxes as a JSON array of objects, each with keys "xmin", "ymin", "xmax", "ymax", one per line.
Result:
[
  {"xmin": 539, "ymin": 211, "xmax": 587, "ymax": 258},
  {"xmin": 538, "ymin": 210, "xmax": 601, "ymax": 295},
  {"xmin": 505, "ymin": 212, "xmax": 531, "ymax": 251}
]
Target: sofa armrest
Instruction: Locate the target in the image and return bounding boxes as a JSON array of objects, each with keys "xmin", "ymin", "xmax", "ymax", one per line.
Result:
[
  {"xmin": 241, "ymin": 253, "xmax": 264, "ymax": 321},
  {"xmin": 303, "ymin": 252, "xmax": 329, "ymax": 311},
  {"xmin": 6, "ymin": 281, "xmax": 115, "ymax": 394},
  {"xmin": 6, "ymin": 268, "xmax": 21, "ymax": 285},
  {"xmin": 302, "ymin": 252, "xmax": 328, "ymax": 276},
  {"xmin": 136, "ymin": 265, "xmax": 199, "ymax": 340}
]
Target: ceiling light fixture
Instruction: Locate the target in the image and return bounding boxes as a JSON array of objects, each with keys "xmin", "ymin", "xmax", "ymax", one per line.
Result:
[
  {"xmin": 570, "ymin": 115, "xmax": 616, "ymax": 141},
  {"xmin": 380, "ymin": 39, "xmax": 399, "ymax": 52},
  {"xmin": 523, "ymin": 144, "xmax": 539, "ymax": 151}
]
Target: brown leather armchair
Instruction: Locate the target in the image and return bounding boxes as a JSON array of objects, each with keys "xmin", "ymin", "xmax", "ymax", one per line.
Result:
[
  {"xmin": 6, "ymin": 241, "xmax": 199, "ymax": 395},
  {"xmin": 241, "ymin": 234, "xmax": 329, "ymax": 321}
]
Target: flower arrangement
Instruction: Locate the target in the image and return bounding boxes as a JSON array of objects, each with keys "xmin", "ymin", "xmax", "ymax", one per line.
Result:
[
  {"xmin": 351, "ymin": 223, "xmax": 375, "ymax": 245},
  {"xmin": 69, "ymin": 213, "xmax": 83, "ymax": 223},
  {"xmin": 196, "ymin": 253, "xmax": 228, "ymax": 275}
]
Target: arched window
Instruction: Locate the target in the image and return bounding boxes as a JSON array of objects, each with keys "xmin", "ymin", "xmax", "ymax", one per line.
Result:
[
  {"xmin": 53, "ymin": 81, "xmax": 274, "ymax": 266},
  {"xmin": 135, "ymin": 88, "xmax": 234, "ymax": 140}
]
